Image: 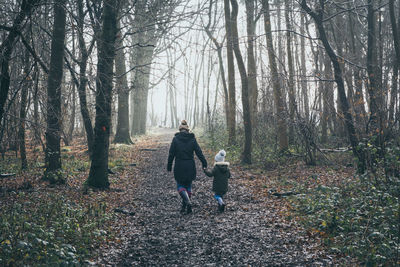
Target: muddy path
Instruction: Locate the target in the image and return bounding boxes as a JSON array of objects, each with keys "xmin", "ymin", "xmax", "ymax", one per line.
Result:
[{"xmin": 102, "ymin": 130, "xmax": 338, "ymax": 266}]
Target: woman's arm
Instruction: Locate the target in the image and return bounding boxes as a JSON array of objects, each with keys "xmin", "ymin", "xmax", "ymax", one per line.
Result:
[
  {"xmin": 194, "ymin": 138, "xmax": 207, "ymax": 168},
  {"xmin": 167, "ymin": 138, "xmax": 176, "ymax": 171}
]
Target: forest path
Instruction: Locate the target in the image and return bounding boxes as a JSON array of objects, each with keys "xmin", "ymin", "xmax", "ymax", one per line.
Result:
[{"xmin": 113, "ymin": 129, "xmax": 334, "ymax": 266}]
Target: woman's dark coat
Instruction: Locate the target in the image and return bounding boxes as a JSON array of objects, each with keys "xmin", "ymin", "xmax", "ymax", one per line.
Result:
[
  {"xmin": 204, "ymin": 162, "xmax": 231, "ymax": 195},
  {"xmin": 167, "ymin": 132, "xmax": 207, "ymax": 185}
]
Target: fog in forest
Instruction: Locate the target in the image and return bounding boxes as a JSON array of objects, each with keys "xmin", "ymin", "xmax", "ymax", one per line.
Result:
[{"xmin": 1, "ymin": 0, "xmax": 400, "ymax": 265}]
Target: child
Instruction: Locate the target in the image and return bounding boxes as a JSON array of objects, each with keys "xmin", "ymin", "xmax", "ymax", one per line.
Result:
[{"xmin": 203, "ymin": 150, "xmax": 231, "ymax": 212}]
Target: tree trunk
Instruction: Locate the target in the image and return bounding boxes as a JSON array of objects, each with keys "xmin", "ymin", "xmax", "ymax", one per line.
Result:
[
  {"xmin": 224, "ymin": 0, "xmax": 236, "ymax": 145},
  {"xmin": 87, "ymin": 0, "xmax": 118, "ymax": 189},
  {"xmin": 33, "ymin": 68, "xmax": 42, "ymax": 147},
  {"xmin": 77, "ymin": 0, "xmax": 94, "ymax": 156},
  {"xmin": 321, "ymin": 53, "xmax": 329, "ymax": 144},
  {"xmin": 230, "ymin": 0, "xmax": 252, "ymax": 164},
  {"xmin": 166, "ymin": 49, "xmax": 176, "ymax": 128},
  {"xmin": 164, "ymin": 88, "xmax": 168, "ymax": 126},
  {"xmin": 367, "ymin": 0, "xmax": 383, "ymax": 136},
  {"xmin": 114, "ymin": 20, "xmax": 132, "ymax": 144},
  {"xmin": 245, "ymin": 0, "xmax": 258, "ymax": 127},
  {"xmin": 389, "ymin": 63, "xmax": 398, "ymax": 124},
  {"xmin": 169, "ymin": 86, "xmax": 175, "ymax": 129},
  {"xmin": 213, "ymin": 71, "xmax": 220, "ymax": 121},
  {"xmin": 65, "ymin": 28, "xmax": 76, "ymax": 146},
  {"xmin": 300, "ymin": 11, "xmax": 310, "ymax": 120},
  {"xmin": 19, "ymin": 46, "xmax": 31, "ymax": 169},
  {"xmin": 276, "ymin": 0, "xmax": 284, "ymax": 76},
  {"xmin": 301, "ymin": 0, "xmax": 365, "ymax": 172},
  {"xmin": 67, "ymin": 83, "xmax": 76, "ymax": 144},
  {"xmin": 0, "ymin": 0, "xmax": 40, "ymax": 127},
  {"xmin": 262, "ymin": 0, "xmax": 288, "ymax": 151},
  {"xmin": 44, "ymin": 0, "xmax": 66, "ymax": 179},
  {"xmin": 388, "ymin": 0, "xmax": 400, "ymax": 125},
  {"xmin": 131, "ymin": 26, "xmax": 155, "ymax": 135},
  {"xmin": 204, "ymin": 14, "xmax": 229, "ymax": 129},
  {"xmin": 323, "ymin": 53, "xmax": 336, "ymax": 138},
  {"xmin": 206, "ymin": 50, "xmax": 212, "ymax": 131},
  {"xmin": 285, "ymin": 0, "xmax": 296, "ymax": 144},
  {"xmin": 348, "ymin": 9, "xmax": 367, "ymax": 131},
  {"xmin": 333, "ymin": 14, "xmax": 346, "ymax": 138},
  {"xmin": 129, "ymin": 37, "xmax": 136, "ymax": 132}
]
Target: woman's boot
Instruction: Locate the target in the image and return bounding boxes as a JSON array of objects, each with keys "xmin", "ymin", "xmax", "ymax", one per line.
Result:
[
  {"xmin": 179, "ymin": 190, "xmax": 192, "ymax": 214},
  {"xmin": 180, "ymin": 200, "xmax": 186, "ymax": 213}
]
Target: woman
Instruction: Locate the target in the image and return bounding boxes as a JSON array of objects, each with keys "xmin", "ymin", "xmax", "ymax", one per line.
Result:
[{"xmin": 167, "ymin": 120, "xmax": 207, "ymax": 214}]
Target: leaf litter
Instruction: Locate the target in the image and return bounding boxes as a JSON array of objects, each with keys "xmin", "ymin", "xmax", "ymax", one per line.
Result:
[{"xmin": 0, "ymin": 131, "xmax": 356, "ymax": 265}]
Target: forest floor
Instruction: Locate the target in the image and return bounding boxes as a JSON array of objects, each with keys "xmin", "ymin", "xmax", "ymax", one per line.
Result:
[
  {"xmin": 0, "ymin": 128, "xmax": 356, "ymax": 265},
  {"xmin": 98, "ymin": 128, "xmax": 354, "ymax": 266}
]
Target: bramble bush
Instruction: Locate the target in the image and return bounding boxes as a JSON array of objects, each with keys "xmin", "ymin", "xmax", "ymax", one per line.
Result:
[{"xmin": 0, "ymin": 192, "xmax": 112, "ymax": 265}]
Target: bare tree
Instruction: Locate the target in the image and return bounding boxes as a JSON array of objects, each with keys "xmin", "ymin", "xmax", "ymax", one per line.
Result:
[
  {"xmin": 204, "ymin": 0, "xmax": 230, "ymax": 131},
  {"xmin": 367, "ymin": 0, "xmax": 384, "ymax": 139},
  {"xmin": 301, "ymin": 0, "xmax": 365, "ymax": 172},
  {"xmin": 87, "ymin": 0, "xmax": 119, "ymax": 188},
  {"xmin": 224, "ymin": 0, "xmax": 236, "ymax": 145},
  {"xmin": 285, "ymin": 0, "xmax": 297, "ymax": 144},
  {"xmin": 76, "ymin": 0, "xmax": 95, "ymax": 156},
  {"xmin": 229, "ymin": 0, "xmax": 252, "ymax": 163},
  {"xmin": 44, "ymin": 0, "xmax": 67, "ymax": 181},
  {"xmin": 300, "ymin": 11, "xmax": 309, "ymax": 120},
  {"xmin": 245, "ymin": 0, "xmax": 258, "ymax": 126},
  {"xmin": 114, "ymin": 19, "xmax": 133, "ymax": 144},
  {"xmin": 18, "ymin": 40, "xmax": 32, "ymax": 169},
  {"xmin": 262, "ymin": 0, "xmax": 288, "ymax": 151},
  {"xmin": 0, "ymin": 0, "xmax": 41, "ymax": 127}
]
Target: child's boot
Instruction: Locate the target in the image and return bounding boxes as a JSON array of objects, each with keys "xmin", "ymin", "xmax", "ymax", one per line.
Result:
[
  {"xmin": 179, "ymin": 190, "xmax": 192, "ymax": 214},
  {"xmin": 216, "ymin": 196, "xmax": 225, "ymax": 212}
]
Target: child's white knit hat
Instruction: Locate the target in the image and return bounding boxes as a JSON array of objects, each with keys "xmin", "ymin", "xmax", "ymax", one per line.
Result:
[{"xmin": 215, "ymin": 150, "xmax": 226, "ymax": 162}]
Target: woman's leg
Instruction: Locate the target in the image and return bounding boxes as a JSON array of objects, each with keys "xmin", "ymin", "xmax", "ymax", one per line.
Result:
[
  {"xmin": 177, "ymin": 182, "xmax": 192, "ymax": 213},
  {"xmin": 186, "ymin": 184, "xmax": 192, "ymax": 198}
]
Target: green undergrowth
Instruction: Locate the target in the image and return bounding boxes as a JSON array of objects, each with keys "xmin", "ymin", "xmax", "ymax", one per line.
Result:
[
  {"xmin": 61, "ymin": 154, "xmax": 90, "ymax": 174},
  {"xmin": 290, "ymin": 173, "xmax": 400, "ymax": 265},
  {"xmin": 108, "ymin": 158, "xmax": 128, "ymax": 172},
  {"xmin": 202, "ymin": 123, "xmax": 400, "ymax": 265},
  {"xmin": 110, "ymin": 143, "xmax": 134, "ymax": 152},
  {"xmin": 0, "ymin": 192, "xmax": 112, "ymax": 265},
  {"xmin": 285, "ymin": 138, "xmax": 400, "ymax": 265},
  {"xmin": 0, "ymin": 156, "xmax": 22, "ymax": 174}
]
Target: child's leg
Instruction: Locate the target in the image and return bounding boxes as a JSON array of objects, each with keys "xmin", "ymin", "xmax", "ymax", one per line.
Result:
[
  {"xmin": 214, "ymin": 193, "xmax": 226, "ymax": 212},
  {"xmin": 213, "ymin": 194, "xmax": 224, "ymax": 205}
]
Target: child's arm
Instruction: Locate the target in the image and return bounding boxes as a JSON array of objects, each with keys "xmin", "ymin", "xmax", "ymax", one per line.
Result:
[
  {"xmin": 228, "ymin": 169, "xmax": 231, "ymax": 178},
  {"xmin": 203, "ymin": 167, "xmax": 214, "ymax": 177}
]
